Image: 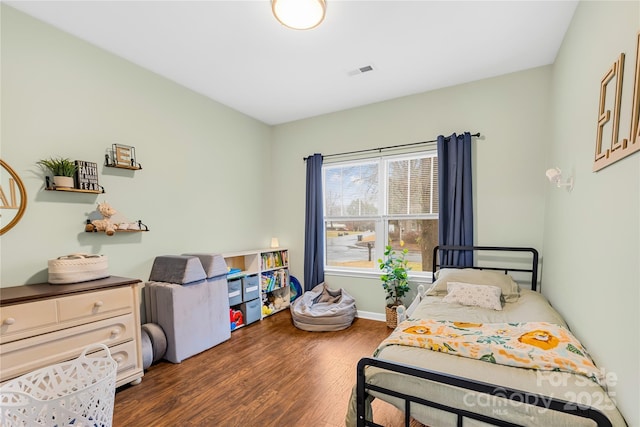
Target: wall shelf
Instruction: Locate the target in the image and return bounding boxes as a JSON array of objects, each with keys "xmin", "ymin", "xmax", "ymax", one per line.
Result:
[
  {"xmin": 84, "ymin": 219, "xmax": 149, "ymax": 233},
  {"xmin": 104, "ymin": 164, "xmax": 142, "ymax": 171},
  {"xmin": 45, "ymin": 187, "xmax": 104, "ymax": 194},
  {"xmin": 86, "ymin": 229, "xmax": 149, "ymax": 233}
]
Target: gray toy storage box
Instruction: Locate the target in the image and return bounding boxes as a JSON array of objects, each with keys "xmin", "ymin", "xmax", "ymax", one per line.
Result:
[
  {"xmin": 241, "ymin": 298, "xmax": 261, "ymax": 325},
  {"xmin": 144, "ymin": 253, "xmax": 230, "ymax": 363},
  {"xmin": 242, "ymin": 274, "xmax": 260, "ymax": 301},
  {"xmin": 227, "ymin": 278, "xmax": 242, "ymax": 306}
]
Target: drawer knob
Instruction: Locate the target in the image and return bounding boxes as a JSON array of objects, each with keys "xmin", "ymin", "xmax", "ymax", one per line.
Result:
[
  {"xmin": 3, "ymin": 317, "xmax": 16, "ymax": 325},
  {"xmin": 94, "ymin": 301, "xmax": 104, "ymax": 308},
  {"xmin": 110, "ymin": 328, "xmax": 120, "ymax": 337},
  {"xmin": 114, "ymin": 355, "xmax": 124, "ymax": 363}
]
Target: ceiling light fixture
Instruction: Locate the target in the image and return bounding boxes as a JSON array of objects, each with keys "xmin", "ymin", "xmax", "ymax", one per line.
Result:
[{"xmin": 272, "ymin": 0, "xmax": 326, "ymax": 30}]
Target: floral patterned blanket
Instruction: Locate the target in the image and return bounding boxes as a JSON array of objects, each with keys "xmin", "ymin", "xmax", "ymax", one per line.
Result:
[{"xmin": 375, "ymin": 319, "xmax": 603, "ymax": 385}]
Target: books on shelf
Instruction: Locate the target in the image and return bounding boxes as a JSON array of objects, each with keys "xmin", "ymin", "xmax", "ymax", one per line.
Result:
[
  {"xmin": 261, "ymin": 250, "xmax": 288, "ymax": 270},
  {"xmin": 261, "ymin": 268, "xmax": 289, "ymax": 292},
  {"xmin": 226, "ymin": 267, "xmax": 243, "ymax": 279}
]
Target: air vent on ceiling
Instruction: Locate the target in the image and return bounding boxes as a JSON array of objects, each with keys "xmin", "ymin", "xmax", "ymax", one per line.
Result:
[{"xmin": 347, "ymin": 65, "xmax": 375, "ymax": 77}]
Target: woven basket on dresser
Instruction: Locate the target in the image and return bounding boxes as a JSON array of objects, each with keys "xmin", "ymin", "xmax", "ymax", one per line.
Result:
[{"xmin": 48, "ymin": 253, "xmax": 108, "ymax": 284}]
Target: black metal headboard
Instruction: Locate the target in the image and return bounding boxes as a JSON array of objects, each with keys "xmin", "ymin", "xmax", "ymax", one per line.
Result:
[{"xmin": 432, "ymin": 245, "xmax": 540, "ymax": 291}]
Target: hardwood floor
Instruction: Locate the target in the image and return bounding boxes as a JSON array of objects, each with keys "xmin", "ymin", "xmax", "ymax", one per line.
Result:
[{"xmin": 114, "ymin": 310, "xmax": 420, "ymax": 427}]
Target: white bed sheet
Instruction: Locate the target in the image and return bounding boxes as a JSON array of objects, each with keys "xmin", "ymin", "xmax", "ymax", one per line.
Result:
[{"xmin": 346, "ymin": 290, "xmax": 627, "ymax": 427}]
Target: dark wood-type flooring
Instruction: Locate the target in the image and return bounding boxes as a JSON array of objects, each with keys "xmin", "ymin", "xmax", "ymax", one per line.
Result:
[{"xmin": 114, "ymin": 310, "xmax": 425, "ymax": 427}]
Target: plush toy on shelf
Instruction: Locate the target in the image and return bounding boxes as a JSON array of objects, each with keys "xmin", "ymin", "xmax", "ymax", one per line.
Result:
[
  {"xmin": 88, "ymin": 201, "xmax": 117, "ymax": 236},
  {"xmin": 273, "ymin": 295, "xmax": 287, "ymax": 310},
  {"xmin": 85, "ymin": 202, "xmax": 149, "ymax": 234}
]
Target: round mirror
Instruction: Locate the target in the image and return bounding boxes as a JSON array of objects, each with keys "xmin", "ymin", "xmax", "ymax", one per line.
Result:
[{"xmin": 1, "ymin": 159, "xmax": 28, "ymax": 235}]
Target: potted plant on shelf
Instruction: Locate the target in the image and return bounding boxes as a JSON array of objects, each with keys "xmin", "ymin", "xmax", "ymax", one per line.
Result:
[
  {"xmin": 37, "ymin": 157, "xmax": 77, "ymax": 188},
  {"xmin": 378, "ymin": 243, "xmax": 411, "ymax": 328}
]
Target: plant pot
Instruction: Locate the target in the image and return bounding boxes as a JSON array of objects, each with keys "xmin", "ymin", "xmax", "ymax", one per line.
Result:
[
  {"xmin": 385, "ymin": 305, "xmax": 398, "ymax": 329},
  {"xmin": 53, "ymin": 176, "xmax": 74, "ymax": 188}
]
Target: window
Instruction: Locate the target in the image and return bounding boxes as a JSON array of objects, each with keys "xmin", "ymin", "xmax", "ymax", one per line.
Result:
[{"xmin": 323, "ymin": 151, "xmax": 438, "ymax": 277}]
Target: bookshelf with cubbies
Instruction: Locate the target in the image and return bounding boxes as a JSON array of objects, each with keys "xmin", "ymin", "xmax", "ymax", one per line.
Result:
[
  {"xmin": 222, "ymin": 248, "xmax": 290, "ymax": 324},
  {"xmin": 222, "ymin": 250, "xmax": 259, "ymax": 331},
  {"xmin": 260, "ymin": 249, "xmax": 290, "ymax": 317}
]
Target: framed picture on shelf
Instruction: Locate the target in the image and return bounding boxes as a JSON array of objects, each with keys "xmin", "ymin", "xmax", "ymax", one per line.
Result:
[{"xmin": 106, "ymin": 144, "xmax": 141, "ymax": 169}]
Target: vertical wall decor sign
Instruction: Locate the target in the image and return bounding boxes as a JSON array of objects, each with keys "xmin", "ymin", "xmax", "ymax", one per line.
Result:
[
  {"xmin": 75, "ymin": 160, "xmax": 100, "ymax": 191},
  {"xmin": 594, "ymin": 32, "xmax": 640, "ymax": 172},
  {"xmin": 0, "ymin": 159, "xmax": 27, "ymax": 235}
]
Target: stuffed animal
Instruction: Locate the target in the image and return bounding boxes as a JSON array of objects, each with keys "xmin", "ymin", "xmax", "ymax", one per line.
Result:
[
  {"xmin": 273, "ymin": 295, "xmax": 287, "ymax": 310},
  {"xmin": 90, "ymin": 201, "xmax": 117, "ymax": 236}
]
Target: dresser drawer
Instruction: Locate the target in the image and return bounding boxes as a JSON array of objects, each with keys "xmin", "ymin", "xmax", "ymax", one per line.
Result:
[
  {"xmin": 0, "ymin": 313, "xmax": 135, "ymax": 383},
  {"xmin": 57, "ymin": 286, "xmax": 132, "ymax": 322},
  {"xmin": 0, "ymin": 300, "xmax": 58, "ymax": 343},
  {"xmin": 109, "ymin": 340, "xmax": 142, "ymax": 387}
]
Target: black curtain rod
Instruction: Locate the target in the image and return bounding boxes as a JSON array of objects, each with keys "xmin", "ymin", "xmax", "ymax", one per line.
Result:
[{"xmin": 303, "ymin": 132, "xmax": 480, "ymax": 161}]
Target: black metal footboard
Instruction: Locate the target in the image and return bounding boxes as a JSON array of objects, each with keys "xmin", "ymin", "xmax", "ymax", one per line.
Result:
[{"xmin": 356, "ymin": 357, "xmax": 613, "ymax": 427}]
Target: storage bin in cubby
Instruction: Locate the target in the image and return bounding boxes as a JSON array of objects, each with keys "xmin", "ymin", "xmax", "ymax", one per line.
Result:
[
  {"xmin": 228, "ymin": 278, "xmax": 242, "ymax": 306},
  {"xmin": 242, "ymin": 275, "xmax": 260, "ymax": 301},
  {"xmin": 241, "ymin": 298, "xmax": 261, "ymax": 325}
]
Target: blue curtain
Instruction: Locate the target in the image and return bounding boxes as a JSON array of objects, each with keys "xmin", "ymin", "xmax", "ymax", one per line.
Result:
[
  {"xmin": 304, "ymin": 153, "xmax": 325, "ymax": 291},
  {"xmin": 437, "ymin": 132, "xmax": 473, "ymax": 266}
]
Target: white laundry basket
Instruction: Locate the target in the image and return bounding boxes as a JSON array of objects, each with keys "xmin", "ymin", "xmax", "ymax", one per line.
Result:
[{"xmin": 0, "ymin": 344, "xmax": 117, "ymax": 427}]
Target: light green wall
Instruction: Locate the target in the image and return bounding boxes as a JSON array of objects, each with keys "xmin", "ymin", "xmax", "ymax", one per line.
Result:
[
  {"xmin": 271, "ymin": 2, "xmax": 639, "ymax": 423},
  {"xmin": 2, "ymin": 2, "xmax": 638, "ymax": 424},
  {"xmin": 271, "ymin": 66, "xmax": 552, "ymax": 314},
  {"xmin": 1, "ymin": 5, "xmax": 273, "ymax": 286},
  {"xmin": 544, "ymin": 1, "xmax": 639, "ymax": 425}
]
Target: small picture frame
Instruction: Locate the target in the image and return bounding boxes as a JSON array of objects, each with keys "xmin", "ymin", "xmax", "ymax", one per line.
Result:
[{"xmin": 106, "ymin": 144, "xmax": 142, "ymax": 169}]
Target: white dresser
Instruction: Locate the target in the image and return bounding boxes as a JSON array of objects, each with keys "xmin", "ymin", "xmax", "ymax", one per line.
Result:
[{"xmin": 0, "ymin": 276, "xmax": 144, "ymax": 388}]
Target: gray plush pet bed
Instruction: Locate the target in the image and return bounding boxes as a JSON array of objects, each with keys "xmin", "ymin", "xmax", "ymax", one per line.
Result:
[{"xmin": 290, "ymin": 283, "xmax": 357, "ymax": 331}]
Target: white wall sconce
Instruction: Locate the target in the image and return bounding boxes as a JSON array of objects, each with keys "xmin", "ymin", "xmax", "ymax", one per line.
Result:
[
  {"xmin": 272, "ymin": 0, "xmax": 326, "ymax": 30},
  {"xmin": 545, "ymin": 167, "xmax": 574, "ymax": 191}
]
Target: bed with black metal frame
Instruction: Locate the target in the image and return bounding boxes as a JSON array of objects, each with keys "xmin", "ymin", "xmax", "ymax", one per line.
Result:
[{"xmin": 350, "ymin": 245, "xmax": 627, "ymax": 427}]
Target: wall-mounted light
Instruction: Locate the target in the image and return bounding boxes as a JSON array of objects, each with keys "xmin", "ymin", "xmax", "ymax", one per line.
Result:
[
  {"xmin": 272, "ymin": 0, "xmax": 326, "ymax": 30},
  {"xmin": 545, "ymin": 167, "xmax": 574, "ymax": 191}
]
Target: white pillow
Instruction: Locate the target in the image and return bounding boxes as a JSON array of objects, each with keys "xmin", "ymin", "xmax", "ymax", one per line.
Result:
[
  {"xmin": 442, "ymin": 282, "xmax": 503, "ymax": 311},
  {"xmin": 427, "ymin": 268, "xmax": 520, "ymax": 302}
]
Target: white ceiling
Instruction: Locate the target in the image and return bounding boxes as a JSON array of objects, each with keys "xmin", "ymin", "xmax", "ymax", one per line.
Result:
[{"xmin": 5, "ymin": 0, "xmax": 578, "ymax": 125}]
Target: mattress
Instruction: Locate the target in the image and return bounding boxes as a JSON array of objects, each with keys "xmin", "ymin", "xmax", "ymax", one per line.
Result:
[{"xmin": 346, "ymin": 290, "xmax": 627, "ymax": 426}]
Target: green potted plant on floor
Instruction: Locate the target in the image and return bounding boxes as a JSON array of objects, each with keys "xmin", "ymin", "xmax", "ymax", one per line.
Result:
[
  {"xmin": 378, "ymin": 243, "xmax": 411, "ymax": 328},
  {"xmin": 37, "ymin": 157, "xmax": 77, "ymax": 188}
]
